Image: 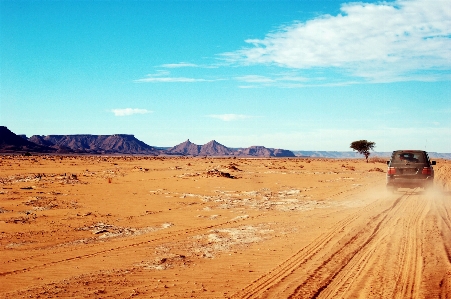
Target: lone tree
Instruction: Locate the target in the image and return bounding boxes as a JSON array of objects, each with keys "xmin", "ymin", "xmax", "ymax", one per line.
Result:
[{"xmin": 350, "ymin": 140, "xmax": 376, "ymax": 163}]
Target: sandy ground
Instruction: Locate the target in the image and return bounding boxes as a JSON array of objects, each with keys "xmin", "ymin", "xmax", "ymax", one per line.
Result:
[{"xmin": 1, "ymin": 155, "xmax": 450, "ymax": 298}]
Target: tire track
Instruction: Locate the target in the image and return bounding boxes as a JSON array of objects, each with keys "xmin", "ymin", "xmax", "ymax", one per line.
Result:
[
  {"xmin": 435, "ymin": 191, "xmax": 451, "ymax": 264},
  {"xmin": 291, "ymin": 189, "xmax": 428, "ymax": 299},
  {"xmin": 231, "ymin": 190, "xmax": 428, "ymax": 299},
  {"xmin": 392, "ymin": 191, "xmax": 428, "ymax": 299},
  {"xmin": 313, "ymin": 189, "xmax": 429, "ymax": 299},
  {"xmin": 430, "ymin": 190, "xmax": 451, "ymax": 297},
  {"xmin": 231, "ymin": 192, "xmax": 399, "ymax": 299}
]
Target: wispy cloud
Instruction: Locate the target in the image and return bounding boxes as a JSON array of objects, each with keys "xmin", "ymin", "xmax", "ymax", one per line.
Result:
[
  {"xmin": 235, "ymin": 73, "xmax": 311, "ymax": 88},
  {"xmin": 207, "ymin": 114, "xmax": 255, "ymax": 121},
  {"xmin": 111, "ymin": 108, "xmax": 151, "ymax": 116},
  {"xmin": 235, "ymin": 75, "xmax": 275, "ymax": 83},
  {"xmin": 160, "ymin": 62, "xmax": 219, "ymax": 69},
  {"xmin": 135, "ymin": 77, "xmax": 207, "ymax": 83},
  {"xmin": 161, "ymin": 62, "xmax": 199, "ymax": 68},
  {"xmin": 222, "ymin": 0, "xmax": 451, "ymax": 82},
  {"xmin": 134, "ymin": 70, "xmax": 217, "ymax": 83}
]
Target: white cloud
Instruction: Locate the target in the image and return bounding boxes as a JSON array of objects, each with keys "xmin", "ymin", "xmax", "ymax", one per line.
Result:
[
  {"xmin": 222, "ymin": 0, "xmax": 451, "ymax": 82},
  {"xmin": 134, "ymin": 70, "xmax": 217, "ymax": 83},
  {"xmin": 235, "ymin": 73, "xmax": 312, "ymax": 88},
  {"xmin": 111, "ymin": 108, "xmax": 151, "ymax": 116},
  {"xmin": 135, "ymin": 77, "xmax": 206, "ymax": 83},
  {"xmin": 235, "ymin": 75, "xmax": 275, "ymax": 83},
  {"xmin": 161, "ymin": 62, "xmax": 199, "ymax": 68},
  {"xmin": 207, "ymin": 114, "xmax": 254, "ymax": 121}
]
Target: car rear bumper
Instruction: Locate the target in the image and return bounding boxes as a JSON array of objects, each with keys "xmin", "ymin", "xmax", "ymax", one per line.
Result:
[{"xmin": 386, "ymin": 176, "xmax": 433, "ymax": 188}]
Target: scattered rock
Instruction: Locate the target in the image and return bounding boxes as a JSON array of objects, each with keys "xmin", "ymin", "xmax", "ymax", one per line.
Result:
[{"xmin": 206, "ymin": 169, "xmax": 235, "ymax": 179}]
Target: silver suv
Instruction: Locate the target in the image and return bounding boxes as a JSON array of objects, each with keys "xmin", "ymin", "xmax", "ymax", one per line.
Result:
[{"xmin": 386, "ymin": 150, "xmax": 436, "ymax": 191}]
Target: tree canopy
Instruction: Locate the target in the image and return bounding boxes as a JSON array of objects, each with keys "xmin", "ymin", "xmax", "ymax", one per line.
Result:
[{"xmin": 350, "ymin": 140, "xmax": 376, "ymax": 162}]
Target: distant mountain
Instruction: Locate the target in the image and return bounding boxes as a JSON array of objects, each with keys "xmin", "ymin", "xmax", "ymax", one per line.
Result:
[
  {"xmin": 429, "ymin": 152, "xmax": 451, "ymax": 159},
  {"xmin": 28, "ymin": 134, "xmax": 160, "ymax": 155},
  {"xmin": 235, "ymin": 146, "xmax": 295, "ymax": 157},
  {"xmin": 29, "ymin": 135, "xmax": 59, "ymax": 148},
  {"xmin": 272, "ymin": 148, "xmax": 297, "ymax": 157},
  {"xmin": 166, "ymin": 140, "xmax": 295, "ymax": 157},
  {"xmin": 13, "ymin": 126, "xmax": 450, "ymax": 158},
  {"xmin": 166, "ymin": 139, "xmax": 201, "ymax": 156},
  {"xmin": 199, "ymin": 140, "xmax": 235, "ymax": 156},
  {"xmin": 0, "ymin": 126, "xmax": 56, "ymax": 153},
  {"xmin": 166, "ymin": 139, "xmax": 234, "ymax": 156}
]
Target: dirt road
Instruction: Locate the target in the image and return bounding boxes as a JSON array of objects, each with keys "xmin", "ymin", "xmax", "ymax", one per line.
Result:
[
  {"xmin": 1, "ymin": 156, "xmax": 450, "ymax": 298},
  {"xmin": 233, "ymin": 188, "xmax": 451, "ymax": 299}
]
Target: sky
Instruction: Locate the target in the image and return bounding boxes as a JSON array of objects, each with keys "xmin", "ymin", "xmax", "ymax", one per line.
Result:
[{"xmin": 1, "ymin": 0, "xmax": 450, "ymax": 152}]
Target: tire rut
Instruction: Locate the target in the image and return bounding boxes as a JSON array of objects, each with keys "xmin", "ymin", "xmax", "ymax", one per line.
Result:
[
  {"xmin": 232, "ymin": 189, "xmax": 433, "ymax": 299},
  {"xmin": 231, "ymin": 193, "xmax": 394, "ymax": 299}
]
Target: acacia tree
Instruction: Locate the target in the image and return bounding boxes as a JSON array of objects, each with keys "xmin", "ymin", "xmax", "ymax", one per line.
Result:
[{"xmin": 350, "ymin": 140, "xmax": 376, "ymax": 163}]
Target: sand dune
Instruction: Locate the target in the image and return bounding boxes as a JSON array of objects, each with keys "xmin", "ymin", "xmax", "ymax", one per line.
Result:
[{"xmin": 1, "ymin": 156, "xmax": 450, "ymax": 298}]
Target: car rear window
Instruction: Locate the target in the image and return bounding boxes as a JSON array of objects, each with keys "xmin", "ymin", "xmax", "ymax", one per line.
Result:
[{"xmin": 391, "ymin": 151, "xmax": 426, "ymax": 163}]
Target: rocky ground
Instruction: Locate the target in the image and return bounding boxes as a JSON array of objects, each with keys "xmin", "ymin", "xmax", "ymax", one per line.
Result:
[{"xmin": 1, "ymin": 155, "xmax": 450, "ymax": 298}]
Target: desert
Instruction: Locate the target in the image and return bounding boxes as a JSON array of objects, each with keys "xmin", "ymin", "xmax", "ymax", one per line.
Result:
[
  {"xmin": 3, "ymin": 0, "xmax": 451, "ymax": 297},
  {"xmin": 1, "ymin": 154, "xmax": 450, "ymax": 298}
]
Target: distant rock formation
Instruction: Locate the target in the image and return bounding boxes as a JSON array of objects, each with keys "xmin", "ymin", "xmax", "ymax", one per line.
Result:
[
  {"xmin": 166, "ymin": 140, "xmax": 295, "ymax": 157},
  {"xmin": 271, "ymin": 148, "xmax": 296, "ymax": 157},
  {"xmin": 28, "ymin": 135, "xmax": 58, "ymax": 148},
  {"xmin": 165, "ymin": 139, "xmax": 202, "ymax": 156},
  {"xmin": 1, "ymin": 126, "xmax": 297, "ymax": 157},
  {"xmin": 28, "ymin": 134, "xmax": 161, "ymax": 155},
  {"xmin": 199, "ymin": 140, "xmax": 235, "ymax": 156},
  {"xmin": 235, "ymin": 146, "xmax": 296, "ymax": 157},
  {"xmin": 166, "ymin": 140, "xmax": 237, "ymax": 156},
  {"xmin": 0, "ymin": 126, "xmax": 56, "ymax": 153}
]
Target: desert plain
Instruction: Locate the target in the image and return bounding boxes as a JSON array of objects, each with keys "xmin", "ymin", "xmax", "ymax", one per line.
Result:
[{"xmin": 0, "ymin": 155, "xmax": 450, "ymax": 298}]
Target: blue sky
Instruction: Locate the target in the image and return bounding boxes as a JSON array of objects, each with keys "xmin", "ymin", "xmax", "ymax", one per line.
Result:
[{"xmin": 1, "ymin": 0, "xmax": 450, "ymax": 152}]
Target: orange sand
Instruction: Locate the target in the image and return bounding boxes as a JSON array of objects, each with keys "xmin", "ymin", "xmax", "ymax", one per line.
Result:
[{"xmin": 1, "ymin": 156, "xmax": 450, "ymax": 298}]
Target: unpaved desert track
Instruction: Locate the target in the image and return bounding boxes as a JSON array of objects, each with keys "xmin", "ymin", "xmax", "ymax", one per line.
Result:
[{"xmin": 232, "ymin": 189, "xmax": 451, "ymax": 299}]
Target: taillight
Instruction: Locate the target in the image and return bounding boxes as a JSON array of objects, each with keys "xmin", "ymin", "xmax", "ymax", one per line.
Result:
[
  {"xmin": 387, "ymin": 167, "xmax": 396, "ymax": 175},
  {"xmin": 422, "ymin": 167, "xmax": 432, "ymax": 175}
]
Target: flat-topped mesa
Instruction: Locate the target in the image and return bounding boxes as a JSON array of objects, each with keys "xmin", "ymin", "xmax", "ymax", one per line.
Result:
[{"xmin": 27, "ymin": 133, "xmax": 160, "ymax": 155}]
